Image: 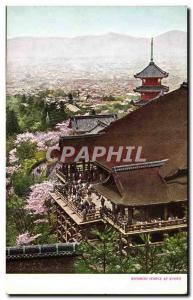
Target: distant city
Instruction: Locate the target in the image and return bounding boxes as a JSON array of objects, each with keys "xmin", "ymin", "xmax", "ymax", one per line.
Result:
[{"xmin": 7, "ymin": 30, "xmax": 187, "ymax": 97}]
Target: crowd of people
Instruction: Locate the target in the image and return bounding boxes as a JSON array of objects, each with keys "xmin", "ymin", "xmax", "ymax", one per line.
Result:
[
  {"xmin": 100, "ymin": 206, "xmax": 184, "ymax": 231},
  {"xmin": 56, "ymin": 179, "xmax": 103, "ymax": 221},
  {"xmin": 57, "ymin": 163, "xmax": 99, "ymax": 182},
  {"xmin": 55, "ymin": 163, "xmax": 186, "ymax": 227}
]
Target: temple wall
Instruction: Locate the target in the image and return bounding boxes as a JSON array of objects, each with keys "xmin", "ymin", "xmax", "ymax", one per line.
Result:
[
  {"xmin": 143, "ymin": 78, "xmax": 160, "ymax": 85},
  {"xmin": 141, "ymin": 91, "xmax": 160, "ymax": 100},
  {"xmin": 6, "ymin": 255, "xmax": 76, "ymax": 273}
]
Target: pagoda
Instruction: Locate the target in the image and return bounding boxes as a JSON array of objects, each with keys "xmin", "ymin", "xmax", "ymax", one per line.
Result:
[{"xmin": 134, "ymin": 38, "xmax": 169, "ymax": 103}]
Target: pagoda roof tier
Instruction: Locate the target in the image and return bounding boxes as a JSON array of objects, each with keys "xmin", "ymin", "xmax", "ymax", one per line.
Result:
[
  {"xmin": 134, "ymin": 61, "xmax": 169, "ymax": 78},
  {"xmin": 134, "ymin": 85, "xmax": 169, "ymax": 93}
]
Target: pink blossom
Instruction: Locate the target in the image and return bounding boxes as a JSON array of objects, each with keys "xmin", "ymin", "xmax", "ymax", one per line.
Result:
[
  {"xmin": 9, "ymin": 148, "xmax": 19, "ymax": 164},
  {"xmin": 25, "ymin": 181, "xmax": 55, "ymax": 215},
  {"xmin": 33, "ymin": 219, "xmax": 48, "ymax": 224},
  {"xmin": 36, "ymin": 141, "xmax": 45, "ymax": 151},
  {"xmin": 6, "ymin": 165, "xmax": 21, "ymax": 176},
  {"xmin": 16, "ymin": 232, "xmax": 42, "ymax": 245},
  {"xmin": 15, "ymin": 132, "xmax": 37, "ymax": 146},
  {"xmin": 14, "ymin": 120, "xmax": 71, "ymax": 151},
  {"xmin": 127, "ymin": 108, "xmax": 134, "ymax": 114},
  {"xmin": 6, "ymin": 178, "xmax": 11, "ymax": 185},
  {"xmin": 55, "ymin": 120, "xmax": 71, "ymax": 135}
]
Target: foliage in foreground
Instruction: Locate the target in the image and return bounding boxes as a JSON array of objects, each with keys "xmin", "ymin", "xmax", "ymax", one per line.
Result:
[
  {"xmin": 74, "ymin": 228, "xmax": 187, "ymax": 274},
  {"xmin": 74, "ymin": 226, "xmax": 137, "ymax": 273}
]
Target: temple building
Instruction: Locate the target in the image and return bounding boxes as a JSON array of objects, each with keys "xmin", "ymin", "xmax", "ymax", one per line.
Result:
[
  {"xmin": 134, "ymin": 38, "xmax": 169, "ymax": 104},
  {"xmin": 68, "ymin": 112, "xmax": 117, "ymax": 135},
  {"xmin": 50, "ymin": 83, "xmax": 187, "ymax": 248}
]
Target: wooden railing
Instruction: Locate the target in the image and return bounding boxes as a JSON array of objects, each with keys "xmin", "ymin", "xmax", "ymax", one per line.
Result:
[
  {"xmin": 56, "ymin": 162, "xmax": 99, "ymax": 183},
  {"xmin": 102, "ymin": 209, "xmax": 187, "ymax": 233},
  {"xmin": 56, "ymin": 170, "xmax": 66, "ymax": 182},
  {"xmin": 54, "ymin": 188, "xmax": 101, "ymax": 222}
]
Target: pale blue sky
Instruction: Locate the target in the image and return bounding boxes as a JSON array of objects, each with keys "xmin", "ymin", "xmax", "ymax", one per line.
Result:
[{"xmin": 7, "ymin": 6, "xmax": 187, "ymax": 39}]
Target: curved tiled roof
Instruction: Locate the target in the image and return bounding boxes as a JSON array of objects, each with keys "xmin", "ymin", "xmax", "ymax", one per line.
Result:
[
  {"xmin": 94, "ymin": 161, "xmax": 187, "ymax": 206},
  {"xmin": 59, "ymin": 84, "xmax": 187, "ymax": 206},
  {"xmin": 69, "ymin": 114, "xmax": 117, "ymax": 133},
  {"xmin": 134, "ymin": 85, "xmax": 169, "ymax": 93},
  {"xmin": 6, "ymin": 243, "xmax": 77, "ymax": 259},
  {"xmin": 134, "ymin": 61, "xmax": 169, "ymax": 78}
]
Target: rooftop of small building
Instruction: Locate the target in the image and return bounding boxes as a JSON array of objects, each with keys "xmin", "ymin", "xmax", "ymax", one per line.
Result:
[
  {"xmin": 68, "ymin": 112, "xmax": 117, "ymax": 133},
  {"xmin": 6, "ymin": 243, "xmax": 77, "ymax": 260},
  {"xmin": 6, "ymin": 243, "xmax": 77, "ymax": 274}
]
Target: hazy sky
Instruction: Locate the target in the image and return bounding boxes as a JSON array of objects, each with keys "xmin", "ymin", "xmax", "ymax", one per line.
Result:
[{"xmin": 7, "ymin": 6, "xmax": 187, "ymax": 39}]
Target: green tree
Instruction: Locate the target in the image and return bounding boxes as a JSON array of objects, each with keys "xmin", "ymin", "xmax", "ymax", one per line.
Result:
[
  {"xmin": 11, "ymin": 171, "xmax": 34, "ymax": 197},
  {"xmin": 74, "ymin": 230, "xmax": 187, "ymax": 274},
  {"xmin": 6, "ymin": 136, "xmax": 15, "ymax": 164},
  {"xmin": 74, "ymin": 226, "xmax": 137, "ymax": 274},
  {"xmin": 6, "ymin": 108, "xmax": 20, "ymax": 136},
  {"xmin": 46, "ymin": 102, "xmax": 68, "ymax": 127},
  {"xmin": 131, "ymin": 233, "xmax": 162, "ymax": 274},
  {"xmin": 158, "ymin": 232, "xmax": 187, "ymax": 273},
  {"xmin": 17, "ymin": 141, "xmax": 37, "ymax": 162},
  {"xmin": 6, "ymin": 195, "xmax": 33, "ymax": 245},
  {"xmin": 22, "ymin": 94, "xmax": 26, "ymax": 103},
  {"xmin": 68, "ymin": 93, "xmax": 73, "ymax": 104}
]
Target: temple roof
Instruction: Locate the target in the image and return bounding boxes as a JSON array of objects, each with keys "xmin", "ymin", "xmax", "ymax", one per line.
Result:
[
  {"xmin": 94, "ymin": 162, "xmax": 187, "ymax": 206},
  {"xmin": 60, "ymin": 85, "xmax": 187, "ymax": 176},
  {"xmin": 112, "ymin": 159, "xmax": 168, "ymax": 172},
  {"xmin": 134, "ymin": 61, "xmax": 169, "ymax": 78},
  {"xmin": 87, "ymin": 122, "xmax": 107, "ymax": 134},
  {"xmin": 134, "ymin": 85, "xmax": 169, "ymax": 93},
  {"xmin": 68, "ymin": 114, "xmax": 117, "ymax": 133},
  {"xmin": 59, "ymin": 84, "xmax": 187, "ymax": 206},
  {"xmin": 95, "ymin": 85, "xmax": 187, "ymax": 176}
]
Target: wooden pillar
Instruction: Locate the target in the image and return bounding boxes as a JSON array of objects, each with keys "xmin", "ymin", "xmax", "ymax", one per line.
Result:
[
  {"xmin": 127, "ymin": 208, "xmax": 133, "ymax": 225},
  {"xmin": 83, "ymin": 160, "xmax": 85, "ymax": 172},
  {"xmin": 181, "ymin": 203, "xmax": 186, "ymax": 218},
  {"xmin": 65, "ymin": 217, "xmax": 68, "ymax": 242},
  {"xmin": 163, "ymin": 204, "xmax": 168, "ymax": 221},
  {"xmin": 56, "ymin": 204, "xmax": 60, "ymax": 242},
  {"xmin": 145, "ymin": 206, "xmax": 149, "ymax": 221},
  {"xmin": 69, "ymin": 164, "xmax": 72, "ymax": 179},
  {"xmin": 112, "ymin": 202, "xmax": 116, "ymax": 213}
]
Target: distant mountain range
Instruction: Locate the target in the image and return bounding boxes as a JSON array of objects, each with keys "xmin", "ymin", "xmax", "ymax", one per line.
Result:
[
  {"xmin": 7, "ymin": 30, "xmax": 186, "ymax": 63},
  {"xmin": 7, "ymin": 30, "xmax": 187, "ymax": 92}
]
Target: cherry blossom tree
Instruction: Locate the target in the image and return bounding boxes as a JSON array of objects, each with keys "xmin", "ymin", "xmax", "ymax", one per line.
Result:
[
  {"xmin": 7, "ymin": 120, "xmax": 71, "ymax": 245},
  {"xmin": 16, "ymin": 232, "xmax": 42, "ymax": 245},
  {"xmin": 25, "ymin": 180, "xmax": 55, "ymax": 215},
  {"xmin": 14, "ymin": 120, "xmax": 71, "ymax": 151},
  {"xmin": 9, "ymin": 148, "xmax": 19, "ymax": 164},
  {"xmin": 6, "ymin": 165, "xmax": 21, "ymax": 176}
]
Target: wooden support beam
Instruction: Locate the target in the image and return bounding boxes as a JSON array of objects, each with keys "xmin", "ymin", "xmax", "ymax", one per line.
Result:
[
  {"xmin": 128, "ymin": 208, "xmax": 133, "ymax": 225},
  {"xmin": 164, "ymin": 204, "xmax": 168, "ymax": 221}
]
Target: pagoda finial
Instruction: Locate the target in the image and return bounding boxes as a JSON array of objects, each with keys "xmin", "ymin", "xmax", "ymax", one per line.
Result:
[{"xmin": 151, "ymin": 37, "xmax": 154, "ymax": 62}]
